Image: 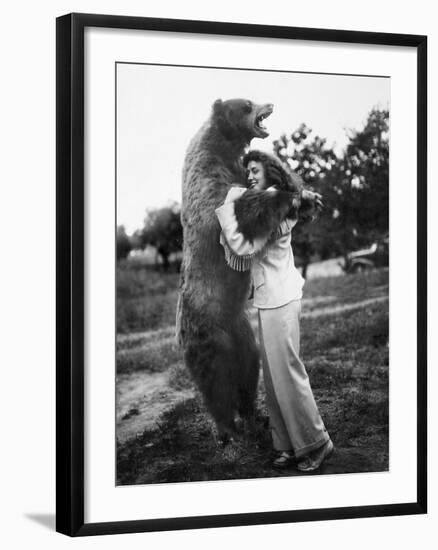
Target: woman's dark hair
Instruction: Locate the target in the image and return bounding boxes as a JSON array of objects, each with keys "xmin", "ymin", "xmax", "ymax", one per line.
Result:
[{"xmin": 242, "ymin": 150, "xmax": 303, "ymax": 193}]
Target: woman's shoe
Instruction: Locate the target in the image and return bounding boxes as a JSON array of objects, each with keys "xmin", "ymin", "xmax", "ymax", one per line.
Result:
[
  {"xmin": 272, "ymin": 451, "xmax": 294, "ymax": 469},
  {"xmin": 297, "ymin": 439, "xmax": 334, "ymax": 473}
]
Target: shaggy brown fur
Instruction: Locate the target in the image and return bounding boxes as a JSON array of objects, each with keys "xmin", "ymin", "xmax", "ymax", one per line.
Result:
[
  {"xmin": 234, "ymin": 187, "xmax": 297, "ymax": 241},
  {"xmin": 177, "ymin": 98, "xmax": 297, "ymax": 442}
]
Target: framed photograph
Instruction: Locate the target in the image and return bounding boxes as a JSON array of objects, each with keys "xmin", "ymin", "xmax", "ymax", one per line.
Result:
[{"xmin": 56, "ymin": 13, "xmax": 427, "ymax": 536}]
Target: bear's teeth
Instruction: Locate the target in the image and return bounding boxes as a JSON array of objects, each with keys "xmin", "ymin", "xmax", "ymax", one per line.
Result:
[{"xmin": 256, "ymin": 113, "xmax": 268, "ymax": 129}]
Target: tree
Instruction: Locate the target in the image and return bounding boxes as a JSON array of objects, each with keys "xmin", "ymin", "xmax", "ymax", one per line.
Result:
[
  {"xmin": 343, "ymin": 108, "xmax": 389, "ymax": 240},
  {"xmin": 139, "ymin": 202, "xmax": 183, "ymax": 270},
  {"xmin": 116, "ymin": 225, "xmax": 132, "ymax": 261},
  {"xmin": 272, "ymin": 109, "xmax": 389, "ymax": 272},
  {"xmin": 326, "ymin": 108, "xmax": 389, "ymax": 267},
  {"xmin": 273, "ymin": 124, "xmax": 339, "ymax": 276}
]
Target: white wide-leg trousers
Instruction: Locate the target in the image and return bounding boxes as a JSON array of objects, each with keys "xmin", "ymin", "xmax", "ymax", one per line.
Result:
[{"xmin": 258, "ymin": 299, "xmax": 330, "ymax": 458}]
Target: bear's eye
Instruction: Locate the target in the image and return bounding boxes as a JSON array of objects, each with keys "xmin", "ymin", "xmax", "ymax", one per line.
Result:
[{"xmin": 244, "ymin": 101, "xmax": 252, "ymax": 114}]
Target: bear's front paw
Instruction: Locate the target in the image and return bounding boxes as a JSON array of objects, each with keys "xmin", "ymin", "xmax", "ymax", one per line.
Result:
[{"xmin": 300, "ymin": 190, "xmax": 324, "ymax": 221}]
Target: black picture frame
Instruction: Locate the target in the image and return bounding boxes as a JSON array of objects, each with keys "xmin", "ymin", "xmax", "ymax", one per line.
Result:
[{"xmin": 56, "ymin": 12, "xmax": 427, "ymax": 537}]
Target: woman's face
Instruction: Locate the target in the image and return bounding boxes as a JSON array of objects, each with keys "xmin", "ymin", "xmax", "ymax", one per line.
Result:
[{"xmin": 246, "ymin": 160, "xmax": 267, "ymax": 190}]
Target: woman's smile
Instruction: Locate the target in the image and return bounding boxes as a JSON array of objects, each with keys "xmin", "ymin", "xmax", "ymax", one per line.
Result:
[{"xmin": 246, "ymin": 160, "xmax": 266, "ymax": 190}]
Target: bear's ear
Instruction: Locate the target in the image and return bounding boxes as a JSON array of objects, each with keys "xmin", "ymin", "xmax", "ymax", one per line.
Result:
[{"xmin": 213, "ymin": 98, "xmax": 223, "ymax": 116}]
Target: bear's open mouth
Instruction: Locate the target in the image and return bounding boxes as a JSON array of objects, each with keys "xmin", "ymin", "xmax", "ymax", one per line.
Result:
[
  {"xmin": 256, "ymin": 113, "xmax": 269, "ymax": 131},
  {"xmin": 254, "ymin": 104, "xmax": 273, "ymax": 137}
]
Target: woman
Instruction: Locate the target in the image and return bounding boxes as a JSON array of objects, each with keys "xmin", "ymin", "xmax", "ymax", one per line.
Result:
[{"xmin": 215, "ymin": 150, "xmax": 333, "ymax": 472}]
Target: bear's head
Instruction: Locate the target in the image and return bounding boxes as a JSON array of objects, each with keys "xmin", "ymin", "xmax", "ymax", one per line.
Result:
[{"xmin": 212, "ymin": 98, "xmax": 274, "ymax": 143}]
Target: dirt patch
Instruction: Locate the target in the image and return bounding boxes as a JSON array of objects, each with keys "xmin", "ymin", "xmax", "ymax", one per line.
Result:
[
  {"xmin": 117, "ymin": 370, "xmax": 194, "ymax": 444},
  {"xmin": 303, "ymin": 295, "xmax": 388, "ymax": 318},
  {"xmin": 306, "ymin": 257, "xmax": 344, "ymax": 279}
]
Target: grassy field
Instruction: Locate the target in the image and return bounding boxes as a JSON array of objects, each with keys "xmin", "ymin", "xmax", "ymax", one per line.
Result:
[{"xmin": 116, "ymin": 262, "xmax": 388, "ymax": 485}]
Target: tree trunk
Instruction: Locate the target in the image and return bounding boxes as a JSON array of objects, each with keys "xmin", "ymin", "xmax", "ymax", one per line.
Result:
[{"xmin": 160, "ymin": 252, "xmax": 170, "ymax": 271}]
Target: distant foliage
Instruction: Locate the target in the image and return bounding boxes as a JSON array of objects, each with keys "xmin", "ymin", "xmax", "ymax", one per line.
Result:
[
  {"xmin": 116, "ymin": 225, "xmax": 132, "ymax": 261},
  {"xmin": 135, "ymin": 202, "xmax": 183, "ymax": 270},
  {"xmin": 343, "ymin": 108, "xmax": 389, "ymax": 240},
  {"xmin": 273, "ymin": 124, "xmax": 339, "ymax": 276},
  {"xmin": 273, "ymin": 108, "xmax": 389, "ymax": 273}
]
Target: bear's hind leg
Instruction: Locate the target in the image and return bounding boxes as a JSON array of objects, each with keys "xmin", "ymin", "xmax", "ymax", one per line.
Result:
[
  {"xmin": 203, "ymin": 351, "xmax": 242, "ymax": 445},
  {"xmin": 185, "ymin": 330, "xmax": 240, "ymax": 445},
  {"xmin": 235, "ymin": 317, "xmax": 260, "ymax": 434}
]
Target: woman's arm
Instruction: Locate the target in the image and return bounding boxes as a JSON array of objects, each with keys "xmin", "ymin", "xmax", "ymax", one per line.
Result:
[{"xmin": 215, "ymin": 197, "xmax": 271, "ymax": 257}]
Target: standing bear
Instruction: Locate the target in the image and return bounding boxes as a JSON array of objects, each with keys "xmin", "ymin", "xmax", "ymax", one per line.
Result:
[{"xmin": 177, "ymin": 98, "xmax": 301, "ymax": 443}]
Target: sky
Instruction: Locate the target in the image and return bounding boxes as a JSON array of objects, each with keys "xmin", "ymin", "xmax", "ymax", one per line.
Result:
[{"xmin": 117, "ymin": 63, "xmax": 389, "ymax": 234}]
